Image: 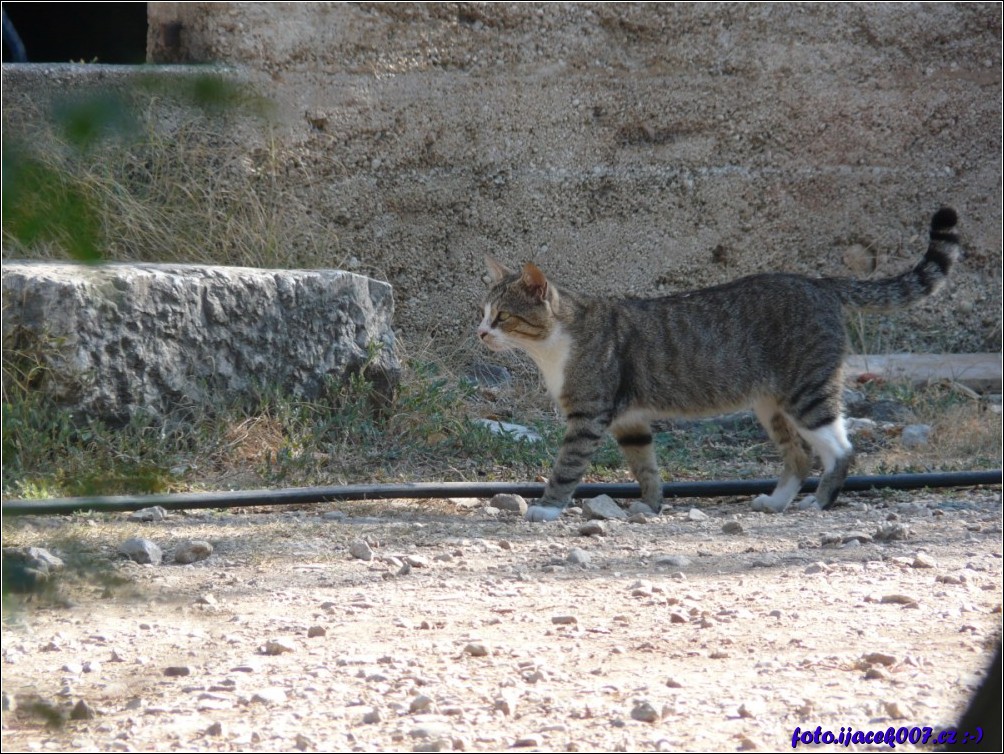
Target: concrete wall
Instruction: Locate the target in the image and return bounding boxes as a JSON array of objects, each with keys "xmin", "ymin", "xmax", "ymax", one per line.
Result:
[{"xmin": 10, "ymin": 3, "xmax": 1004, "ymax": 352}]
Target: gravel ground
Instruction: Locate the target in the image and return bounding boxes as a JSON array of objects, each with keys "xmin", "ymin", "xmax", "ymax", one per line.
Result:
[{"xmin": 2, "ymin": 487, "xmax": 1001, "ymax": 753}]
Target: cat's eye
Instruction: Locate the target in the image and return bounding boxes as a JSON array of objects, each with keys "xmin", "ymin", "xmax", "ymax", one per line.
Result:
[{"xmin": 496, "ymin": 312, "xmax": 511, "ymax": 322}]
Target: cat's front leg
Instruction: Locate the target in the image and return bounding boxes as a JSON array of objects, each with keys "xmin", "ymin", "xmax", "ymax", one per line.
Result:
[{"xmin": 526, "ymin": 410, "xmax": 610, "ymax": 523}]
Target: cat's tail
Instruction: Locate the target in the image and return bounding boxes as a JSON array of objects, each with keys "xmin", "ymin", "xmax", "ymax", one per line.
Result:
[{"xmin": 831, "ymin": 207, "xmax": 960, "ymax": 311}]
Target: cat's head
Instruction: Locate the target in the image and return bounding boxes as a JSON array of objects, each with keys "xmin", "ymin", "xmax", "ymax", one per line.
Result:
[{"xmin": 477, "ymin": 256, "xmax": 562, "ymax": 353}]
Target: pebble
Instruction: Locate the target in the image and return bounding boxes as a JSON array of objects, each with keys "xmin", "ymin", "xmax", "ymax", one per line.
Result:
[
  {"xmin": 804, "ymin": 562, "xmax": 830, "ymax": 574},
  {"xmin": 687, "ymin": 508, "xmax": 709, "ymax": 521},
  {"xmin": 880, "ymin": 594, "xmax": 919, "ymax": 607},
  {"xmin": 654, "ymin": 555, "xmax": 690, "ymax": 568},
  {"xmin": 490, "ymin": 494, "xmax": 528, "ymax": 515},
  {"xmin": 630, "ymin": 700, "xmax": 660, "ymax": 723},
  {"xmin": 118, "ymin": 537, "xmax": 162, "ymax": 565},
  {"xmin": 250, "ymin": 687, "xmax": 287, "ymax": 704},
  {"xmin": 70, "ymin": 699, "xmax": 97, "ymax": 720},
  {"xmin": 307, "ymin": 626, "xmax": 326, "ymax": 638},
  {"xmin": 863, "ymin": 652, "xmax": 897, "ymax": 667},
  {"xmin": 900, "ymin": 424, "xmax": 932, "ymax": 448},
  {"xmin": 163, "ymin": 666, "xmax": 191, "ymax": 677},
  {"xmin": 912, "ymin": 552, "xmax": 937, "ymax": 569},
  {"xmin": 884, "ymin": 700, "xmax": 911, "ymax": 719},
  {"xmin": 552, "ymin": 615, "xmax": 578, "ymax": 625},
  {"xmin": 567, "ymin": 548, "xmax": 592, "ymax": 566},
  {"xmin": 627, "ymin": 512, "xmax": 650, "ymax": 524},
  {"xmin": 579, "ymin": 521, "xmax": 607, "ymax": 537},
  {"xmin": 874, "ymin": 522, "xmax": 910, "ymax": 541},
  {"xmin": 463, "ymin": 642, "xmax": 489, "ymax": 657},
  {"xmin": 582, "ymin": 495, "xmax": 628, "ymax": 520},
  {"xmin": 128, "ymin": 506, "xmax": 168, "ymax": 522},
  {"xmin": 410, "ymin": 694, "xmax": 434, "ymax": 713},
  {"xmin": 737, "ymin": 701, "xmax": 763, "ymax": 719},
  {"xmin": 665, "ymin": 678, "xmax": 683, "ymax": 688},
  {"xmin": 494, "ymin": 691, "xmax": 518, "ymax": 716},
  {"xmin": 175, "ymin": 540, "xmax": 213, "ymax": 564},
  {"xmin": 362, "ymin": 708, "xmax": 382, "ymax": 724},
  {"xmin": 722, "ymin": 521, "xmax": 744, "ymax": 534},
  {"xmin": 349, "ymin": 539, "xmax": 373, "ymax": 561},
  {"xmin": 263, "ymin": 638, "xmax": 297, "ymax": 655}
]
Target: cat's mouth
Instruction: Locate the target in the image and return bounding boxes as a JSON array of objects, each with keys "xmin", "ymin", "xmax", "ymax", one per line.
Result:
[{"xmin": 478, "ymin": 331, "xmax": 509, "ymax": 353}]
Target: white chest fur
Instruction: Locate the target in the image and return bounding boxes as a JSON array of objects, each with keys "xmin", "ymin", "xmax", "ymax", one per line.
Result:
[{"xmin": 521, "ymin": 325, "xmax": 572, "ymax": 401}]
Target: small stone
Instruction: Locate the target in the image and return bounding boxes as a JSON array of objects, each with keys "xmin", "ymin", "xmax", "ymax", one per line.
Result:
[
  {"xmin": 630, "ymin": 700, "xmax": 660, "ymax": 723},
  {"xmin": 736, "ymin": 734, "xmax": 761, "ymax": 751},
  {"xmin": 490, "ymin": 494, "xmax": 528, "ymax": 514},
  {"xmin": 362, "ymin": 708, "xmax": 382, "ymax": 724},
  {"xmin": 205, "ymin": 721, "xmax": 224, "ymax": 736},
  {"xmin": 128, "ymin": 506, "xmax": 168, "ymax": 522},
  {"xmin": 567, "ymin": 548, "xmax": 591, "ymax": 566},
  {"xmin": 627, "ymin": 512, "xmax": 650, "ymax": 524},
  {"xmin": 551, "ymin": 615, "xmax": 578, "ymax": 625},
  {"xmin": 912, "ymin": 552, "xmax": 937, "ymax": 569},
  {"xmin": 118, "ymin": 537, "xmax": 162, "ymax": 565},
  {"xmin": 69, "ymin": 699, "xmax": 96, "ymax": 720},
  {"xmin": 687, "ymin": 508, "xmax": 709, "ymax": 521},
  {"xmin": 842, "ymin": 530, "xmax": 873, "ymax": 544},
  {"xmin": 722, "ymin": 521, "xmax": 744, "ymax": 534},
  {"xmin": 738, "ymin": 701, "xmax": 762, "ymax": 719},
  {"xmin": 665, "ymin": 678, "xmax": 683, "ymax": 688},
  {"xmin": 578, "ymin": 521, "xmax": 607, "ymax": 537},
  {"xmin": 863, "ymin": 652, "xmax": 897, "ymax": 667},
  {"xmin": 669, "ymin": 612, "xmax": 687, "ymax": 624},
  {"xmin": 322, "ymin": 510, "xmax": 348, "ymax": 521},
  {"xmin": 250, "ymin": 687, "xmax": 287, "ymax": 704},
  {"xmin": 654, "ymin": 555, "xmax": 690, "ymax": 568},
  {"xmin": 349, "ymin": 539, "xmax": 373, "ymax": 561},
  {"xmin": 880, "ymin": 594, "xmax": 919, "ymax": 607},
  {"xmin": 875, "ymin": 522, "xmax": 910, "ymax": 541},
  {"xmin": 263, "ymin": 638, "xmax": 297, "ymax": 655},
  {"xmin": 307, "ymin": 626, "xmax": 326, "ymax": 638},
  {"xmin": 294, "ymin": 733, "xmax": 315, "ymax": 751},
  {"xmin": 804, "ymin": 562, "xmax": 830, "ymax": 574},
  {"xmin": 581, "ymin": 495, "xmax": 628, "ymax": 520},
  {"xmin": 901, "ymin": 424, "xmax": 932, "ymax": 448},
  {"xmin": 163, "ymin": 666, "xmax": 191, "ymax": 677},
  {"xmin": 410, "ymin": 694, "xmax": 434, "ymax": 713},
  {"xmin": 494, "ymin": 691, "xmax": 518, "ymax": 716},
  {"xmin": 195, "ymin": 593, "xmax": 218, "ymax": 606},
  {"xmin": 884, "ymin": 700, "xmax": 911, "ymax": 719},
  {"xmin": 175, "ymin": 540, "xmax": 213, "ymax": 564},
  {"xmin": 463, "ymin": 643, "xmax": 489, "ymax": 657}
]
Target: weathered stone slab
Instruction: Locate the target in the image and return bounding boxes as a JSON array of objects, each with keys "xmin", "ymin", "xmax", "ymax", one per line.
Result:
[
  {"xmin": 2, "ymin": 261, "xmax": 399, "ymax": 423},
  {"xmin": 845, "ymin": 354, "xmax": 1001, "ymax": 393}
]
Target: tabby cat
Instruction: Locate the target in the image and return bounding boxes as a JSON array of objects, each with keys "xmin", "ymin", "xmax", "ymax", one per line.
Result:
[{"xmin": 477, "ymin": 208, "xmax": 960, "ymax": 522}]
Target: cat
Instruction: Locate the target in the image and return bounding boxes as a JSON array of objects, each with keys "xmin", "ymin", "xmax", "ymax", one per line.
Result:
[{"xmin": 477, "ymin": 208, "xmax": 960, "ymax": 522}]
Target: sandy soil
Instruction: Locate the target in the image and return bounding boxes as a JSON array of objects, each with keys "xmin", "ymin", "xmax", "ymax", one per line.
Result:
[{"xmin": 2, "ymin": 487, "xmax": 1001, "ymax": 753}]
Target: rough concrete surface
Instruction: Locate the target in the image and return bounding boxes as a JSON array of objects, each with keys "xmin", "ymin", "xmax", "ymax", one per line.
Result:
[
  {"xmin": 2, "ymin": 3, "xmax": 1000, "ymax": 353},
  {"xmin": 1, "ymin": 261, "xmax": 399, "ymax": 422}
]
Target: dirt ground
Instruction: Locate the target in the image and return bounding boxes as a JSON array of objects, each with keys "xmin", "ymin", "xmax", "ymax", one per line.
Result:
[{"xmin": 2, "ymin": 485, "xmax": 1001, "ymax": 753}]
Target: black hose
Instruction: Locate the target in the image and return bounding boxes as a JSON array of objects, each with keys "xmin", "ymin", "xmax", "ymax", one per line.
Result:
[{"xmin": 2, "ymin": 470, "xmax": 999, "ymax": 516}]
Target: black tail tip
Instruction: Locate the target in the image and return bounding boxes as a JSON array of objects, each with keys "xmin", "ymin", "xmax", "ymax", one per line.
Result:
[{"xmin": 931, "ymin": 207, "xmax": 958, "ymax": 232}]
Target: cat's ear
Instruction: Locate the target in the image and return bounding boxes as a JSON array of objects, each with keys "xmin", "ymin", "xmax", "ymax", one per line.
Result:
[
  {"xmin": 521, "ymin": 262, "xmax": 549, "ymax": 301},
  {"xmin": 485, "ymin": 255, "xmax": 511, "ymax": 284}
]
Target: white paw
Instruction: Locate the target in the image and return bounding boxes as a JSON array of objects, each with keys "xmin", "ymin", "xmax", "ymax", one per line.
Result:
[
  {"xmin": 797, "ymin": 495, "xmax": 822, "ymax": 511},
  {"xmin": 525, "ymin": 505, "xmax": 563, "ymax": 523},
  {"xmin": 751, "ymin": 494, "xmax": 789, "ymax": 514}
]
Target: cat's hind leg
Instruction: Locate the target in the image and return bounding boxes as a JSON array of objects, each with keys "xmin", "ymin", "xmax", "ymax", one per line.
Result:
[
  {"xmin": 794, "ymin": 417, "xmax": 854, "ymax": 510},
  {"xmin": 612, "ymin": 421, "xmax": 663, "ymax": 514},
  {"xmin": 750, "ymin": 399, "xmax": 812, "ymax": 513}
]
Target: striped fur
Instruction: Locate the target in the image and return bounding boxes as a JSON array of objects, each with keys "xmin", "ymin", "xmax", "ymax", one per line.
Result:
[{"xmin": 477, "ymin": 209, "xmax": 961, "ymax": 521}]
